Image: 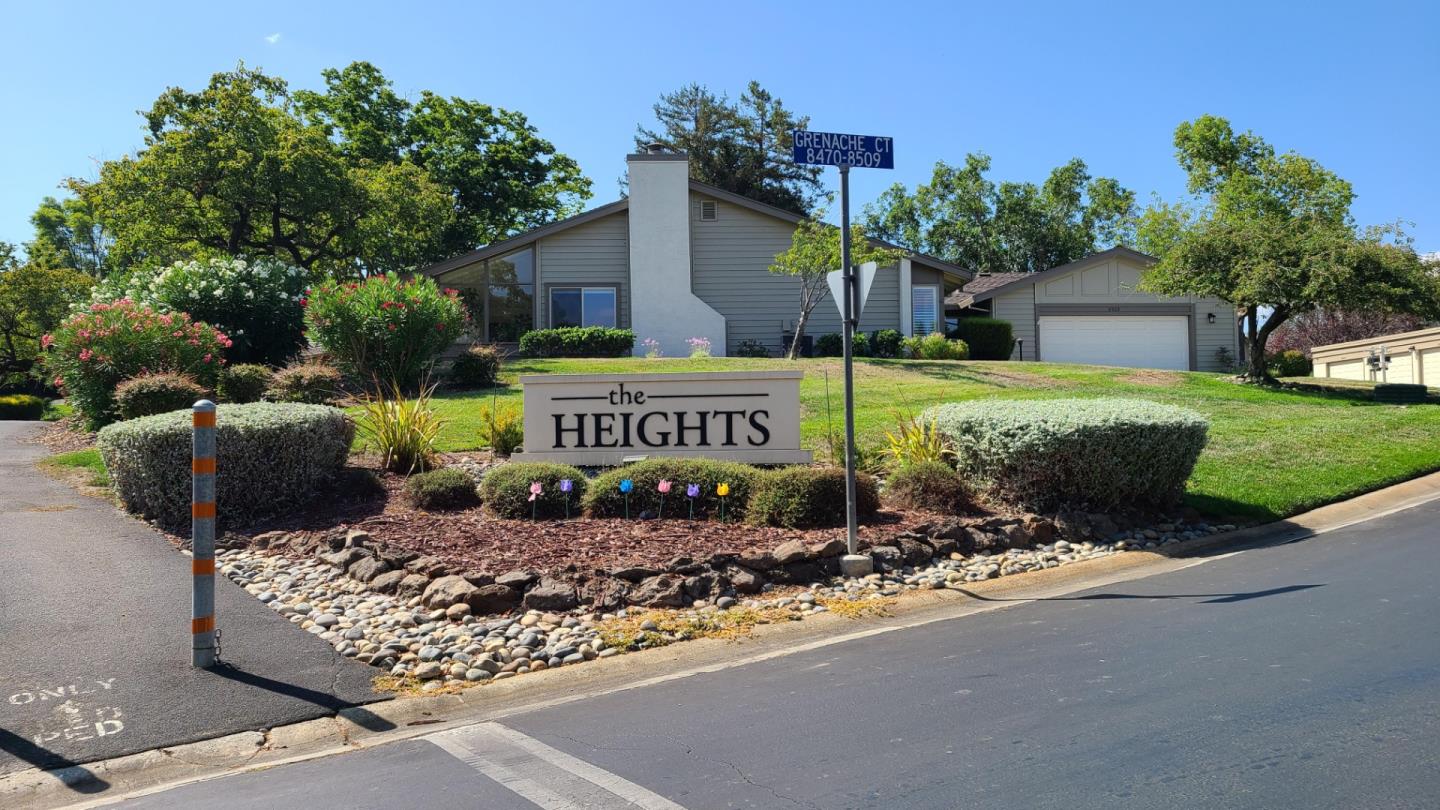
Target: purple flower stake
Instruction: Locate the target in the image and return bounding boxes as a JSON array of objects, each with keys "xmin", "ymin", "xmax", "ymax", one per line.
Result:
[
  {"xmin": 619, "ymin": 478, "xmax": 634, "ymax": 519},
  {"xmin": 686, "ymin": 483, "xmax": 700, "ymax": 520},
  {"xmin": 559, "ymin": 478, "xmax": 573, "ymax": 519}
]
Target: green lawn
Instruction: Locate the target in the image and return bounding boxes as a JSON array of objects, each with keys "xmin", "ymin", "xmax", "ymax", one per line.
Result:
[
  {"xmin": 362, "ymin": 358, "xmax": 1440, "ymax": 522},
  {"xmin": 40, "ymin": 447, "xmax": 109, "ymax": 487}
]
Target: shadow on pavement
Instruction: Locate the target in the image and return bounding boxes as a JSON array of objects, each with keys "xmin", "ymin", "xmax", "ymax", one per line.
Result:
[
  {"xmin": 956, "ymin": 584, "xmax": 1324, "ymax": 604},
  {"xmin": 207, "ymin": 664, "xmax": 396, "ymax": 732},
  {"xmin": 0, "ymin": 728, "xmax": 110, "ymax": 793}
]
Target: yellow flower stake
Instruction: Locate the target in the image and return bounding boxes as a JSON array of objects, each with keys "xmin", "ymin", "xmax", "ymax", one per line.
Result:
[{"xmin": 717, "ymin": 482, "xmax": 730, "ymax": 522}]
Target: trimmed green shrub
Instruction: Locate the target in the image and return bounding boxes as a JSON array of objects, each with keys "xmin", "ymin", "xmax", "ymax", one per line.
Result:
[
  {"xmin": 97, "ymin": 403, "xmax": 354, "ymax": 527},
  {"xmin": 266, "ymin": 361, "xmax": 343, "ymax": 405},
  {"xmin": 871, "ymin": 329, "xmax": 903, "ymax": 359},
  {"xmin": 480, "ymin": 462, "xmax": 588, "ymax": 519},
  {"xmin": 902, "ymin": 333, "xmax": 969, "ymax": 360},
  {"xmin": 93, "ymin": 257, "xmax": 307, "ymax": 365},
  {"xmin": 518, "ymin": 327, "xmax": 635, "ymax": 358},
  {"xmin": 884, "ymin": 460, "xmax": 971, "ymax": 513},
  {"xmin": 814, "ymin": 332, "xmax": 870, "ymax": 357},
  {"xmin": 926, "ymin": 398, "xmax": 1209, "ymax": 512},
  {"xmin": 583, "ymin": 458, "xmax": 762, "ymax": 520},
  {"xmin": 1268, "ymin": 349, "xmax": 1313, "ymax": 378},
  {"xmin": 746, "ymin": 466, "xmax": 880, "ymax": 528},
  {"xmin": 114, "ymin": 372, "xmax": 207, "ymax": 420},
  {"xmin": 217, "ymin": 364, "xmax": 272, "ymax": 404},
  {"xmin": 44, "ymin": 299, "xmax": 230, "ymax": 429},
  {"xmin": 0, "ymin": 394, "xmax": 45, "ymax": 420},
  {"xmin": 449, "ymin": 344, "xmax": 501, "ymax": 388},
  {"xmin": 950, "ymin": 318, "xmax": 1014, "ymax": 360},
  {"xmin": 303, "ymin": 273, "xmax": 465, "ymax": 388},
  {"xmin": 733, "ymin": 339, "xmax": 771, "ymax": 358},
  {"xmin": 404, "ymin": 468, "xmax": 480, "ymax": 511}
]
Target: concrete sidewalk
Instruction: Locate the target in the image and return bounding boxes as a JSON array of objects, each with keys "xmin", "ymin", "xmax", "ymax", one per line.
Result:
[{"xmin": 0, "ymin": 422, "xmax": 384, "ymax": 786}]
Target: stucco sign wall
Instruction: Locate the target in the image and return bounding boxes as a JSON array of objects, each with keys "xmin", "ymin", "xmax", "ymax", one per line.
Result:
[{"xmin": 513, "ymin": 370, "xmax": 813, "ymax": 466}]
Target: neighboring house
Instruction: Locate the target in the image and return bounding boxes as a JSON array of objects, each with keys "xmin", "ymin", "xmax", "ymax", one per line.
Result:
[
  {"xmin": 1310, "ymin": 326, "xmax": 1440, "ymax": 385},
  {"xmin": 947, "ymin": 247, "xmax": 1239, "ymax": 372},
  {"xmin": 421, "ymin": 146, "xmax": 972, "ymax": 358}
]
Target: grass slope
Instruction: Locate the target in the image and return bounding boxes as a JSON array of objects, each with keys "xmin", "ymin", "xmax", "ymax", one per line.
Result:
[{"xmin": 382, "ymin": 358, "xmax": 1440, "ymax": 522}]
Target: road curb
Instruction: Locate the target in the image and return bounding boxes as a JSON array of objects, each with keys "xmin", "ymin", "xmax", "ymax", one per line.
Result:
[{"xmin": 9, "ymin": 469, "xmax": 1440, "ymax": 809}]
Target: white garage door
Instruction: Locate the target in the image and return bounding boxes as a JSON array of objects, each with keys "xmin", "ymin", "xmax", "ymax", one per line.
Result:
[{"xmin": 1039, "ymin": 316, "xmax": 1190, "ymax": 370}]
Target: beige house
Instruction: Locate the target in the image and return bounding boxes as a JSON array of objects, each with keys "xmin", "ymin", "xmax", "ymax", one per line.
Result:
[
  {"xmin": 421, "ymin": 147, "xmax": 972, "ymax": 358},
  {"xmin": 1310, "ymin": 326, "xmax": 1440, "ymax": 385},
  {"xmin": 948, "ymin": 247, "xmax": 1240, "ymax": 372}
]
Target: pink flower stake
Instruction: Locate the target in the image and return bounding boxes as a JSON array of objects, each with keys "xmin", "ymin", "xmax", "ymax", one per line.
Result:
[
  {"xmin": 528, "ymin": 481, "xmax": 542, "ymax": 520},
  {"xmin": 657, "ymin": 479, "xmax": 672, "ymax": 518}
]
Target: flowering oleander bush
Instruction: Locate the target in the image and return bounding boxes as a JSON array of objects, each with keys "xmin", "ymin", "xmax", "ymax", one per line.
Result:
[
  {"xmin": 97, "ymin": 403, "xmax": 353, "ymax": 528},
  {"xmin": 304, "ymin": 273, "xmax": 465, "ymax": 389},
  {"xmin": 926, "ymin": 398, "xmax": 1209, "ymax": 511},
  {"xmin": 687, "ymin": 336, "xmax": 712, "ymax": 358},
  {"xmin": 44, "ymin": 299, "xmax": 231, "ymax": 429},
  {"xmin": 92, "ymin": 257, "xmax": 308, "ymax": 366}
]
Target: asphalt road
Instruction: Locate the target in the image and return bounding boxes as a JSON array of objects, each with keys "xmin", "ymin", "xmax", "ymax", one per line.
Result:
[
  {"xmin": 0, "ymin": 422, "xmax": 383, "ymax": 780},
  {"xmin": 120, "ymin": 495, "xmax": 1440, "ymax": 808}
]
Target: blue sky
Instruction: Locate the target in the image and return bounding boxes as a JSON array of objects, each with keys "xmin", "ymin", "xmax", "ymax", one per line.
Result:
[{"xmin": 3, "ymin": 0, "xmax": 1437, "ymax": 254}]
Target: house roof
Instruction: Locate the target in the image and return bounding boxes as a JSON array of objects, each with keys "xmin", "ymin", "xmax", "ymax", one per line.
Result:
[
  {"xmin": 421, "ymin": 180, "xmax": 974, "ymax": 283},
  {"xmin": 943, "ymin": 246, "xmax": 1158, "ymax": 309}
]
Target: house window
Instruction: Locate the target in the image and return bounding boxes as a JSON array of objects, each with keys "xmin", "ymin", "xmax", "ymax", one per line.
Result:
[
  {"xmin": 484, "ymin": 248, "xmax": 535, "ymax": 342},
  {"xmin": 912, "ymin": 285, "xmax": 940, "ymax": 336},
  {"xmin": 550, "ymin": 287, "xmax": 617, "ymax": 329}
]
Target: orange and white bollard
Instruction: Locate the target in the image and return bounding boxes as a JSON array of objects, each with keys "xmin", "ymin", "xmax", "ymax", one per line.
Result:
[{"xmin": 191, "ymin": 400, "xmax": 217, "ymax": 667}]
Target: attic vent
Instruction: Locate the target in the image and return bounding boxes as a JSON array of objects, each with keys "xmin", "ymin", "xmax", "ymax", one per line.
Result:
[{"xmin": 698, "ymin": 199, "xmax": 718, "ymax": 221}]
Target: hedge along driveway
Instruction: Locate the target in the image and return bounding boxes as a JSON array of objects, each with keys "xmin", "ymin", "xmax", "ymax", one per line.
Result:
[{"xmin": 377, "ymin": 358, "xmax": 1440, "ymax": 523}]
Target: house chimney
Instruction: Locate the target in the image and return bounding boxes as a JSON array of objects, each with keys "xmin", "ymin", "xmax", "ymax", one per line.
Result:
[{"xmin": 625, "ymin": 149, "xmax": 727, "ymax": 357}]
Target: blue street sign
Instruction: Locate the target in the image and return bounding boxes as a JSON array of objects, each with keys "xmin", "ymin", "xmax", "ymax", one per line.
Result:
[{"xmin": 791, "ymin": 130, "xmax": 894, "ymax": 169}]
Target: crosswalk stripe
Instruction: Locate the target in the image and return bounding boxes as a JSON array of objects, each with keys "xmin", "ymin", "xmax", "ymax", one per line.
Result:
[{"xmin": 426, "ymin": 722, "xmax": 688, "ymax": 810}]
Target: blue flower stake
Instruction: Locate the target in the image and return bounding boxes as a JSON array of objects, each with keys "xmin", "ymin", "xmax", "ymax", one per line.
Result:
[
  {"xmin": 560, "ymin": 478, "xmax": 573, "ymax": 519},
  {"xmin": 619, "ymin": 478, "xmax": 634, "ymax": 519},
  {"xmin": 686, "ymin": 483, "xmax": 700, "ymax": 520}
]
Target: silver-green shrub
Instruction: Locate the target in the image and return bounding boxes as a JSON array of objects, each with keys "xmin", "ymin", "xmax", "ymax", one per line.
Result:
[
  {"xmin": 925, "ymin": 398, "xmax": 1209, "ymax": 512},
  {"xmin": 97, "ymin": 403, "xmax": 353, "ymax": 527}
]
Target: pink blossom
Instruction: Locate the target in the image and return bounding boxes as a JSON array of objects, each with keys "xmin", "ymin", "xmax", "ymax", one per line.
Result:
[
  {"xmin": 40, "ymin": 334, "xmax": 53, "ymax": 348},
  {"xmin": 78, "ymin": 349, "xmax": 93, "ymax": 361},
  {"xmin": 202, "ymin": 354, "xmax": 213, "ymax": 363}
]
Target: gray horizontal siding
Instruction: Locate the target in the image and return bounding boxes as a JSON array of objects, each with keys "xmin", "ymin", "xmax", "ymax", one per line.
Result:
[
  {"xmin": 689, "ymin": 192, "xmax": 901, "ymax": 355},
  {"xmin": 537, "ymin": 211, "xmax": 631, "ymax": 329},
  {"xmin": 1193, "ymin": 297, "xmax": 1238, "ymax": 371},
  {"xmin": 992, "ymin": 288, "xmax": 1035, "ymax": 360}
]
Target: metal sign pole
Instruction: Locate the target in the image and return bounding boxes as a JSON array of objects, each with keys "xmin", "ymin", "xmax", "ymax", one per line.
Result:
[{"xmin": 838, "ymin": 165, "xmax": 865, "ymax": 569}]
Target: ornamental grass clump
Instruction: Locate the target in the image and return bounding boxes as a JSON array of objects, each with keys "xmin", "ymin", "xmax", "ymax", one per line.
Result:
[
  {"xmin": 96, "ymin": 402, "xmax": 353, "ymax": 528},
  {"xmin": 44, "ymin": 299, "xmax": 231, "ymax": 429},
  {"xmin": 480, "ymin": 462, "xmax": 588, "ymax": 519},
  {"xmin": 746, "ymin": 466, "xmax": 880, "ymax": 528},
  {"xmin": 357, "ymin": 381, "xmax": 445, "ymax": 474},
  {"xmin": 926, "ymin": 397, "xmax": 1209, "ymax": 512},
  {"xmin": 304, "ymin": 273, "xmax": 465, "ymax": 389},
  {"xmin": 583, "ymin": 458, "xmax": 762, "ymax": 520}
]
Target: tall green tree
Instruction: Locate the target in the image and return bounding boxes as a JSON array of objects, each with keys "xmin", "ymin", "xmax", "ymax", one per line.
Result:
[
  {"xmin": 296, "ymin": 61, "xmax": 592, "ymax": 256},
  {"xmin": 1140, "ymin": 115, "xmax": 1440, "ymax": 381},
  {"xmin": 862, "ymin": 154, "xmax": 1136, "ymax": 274},
  {"xmin": 0, "ymin": 256, "xmax": 94, "ymax": 387},
  {"xmin": 637, "ymin": 81, "xmax": 823, "ymax": 215},
  {"xmin": 81, "ymin": 64, "xmax": 453, "ymax": 277},
  {"xmin": 27, "ymin": 195, "xmax": 114, "ymax": 276},
  {"xmin": 769, "ymin": 214, "xmax": 902, "ymax": 359}
]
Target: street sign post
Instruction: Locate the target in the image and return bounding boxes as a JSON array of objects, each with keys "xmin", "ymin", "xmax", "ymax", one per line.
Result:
[{"xmin": 793, "ymin": 130, "xmax": 894, "ymax": 574}]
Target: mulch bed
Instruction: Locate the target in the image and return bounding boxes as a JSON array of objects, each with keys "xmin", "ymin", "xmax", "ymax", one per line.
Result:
[
  {"xmin": 238, "ymin": 459, "xmax": 943, "ymax": 576},
  {"xmin": 25, "ymin": 418, "xmax": 95, "ymax": 453}
]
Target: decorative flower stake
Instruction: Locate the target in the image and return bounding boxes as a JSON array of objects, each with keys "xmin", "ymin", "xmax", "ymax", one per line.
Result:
[
  {"xmin": 717, "ymin": 482, "xmax": 731, "ymax": 522},
  {"xmin": 620, "ymin": 478, "xmax": 634, "ymax": 518},
  {"xmin": 686, "ymin": 483, "xmax": 700, "ymax": 520},
  {"xmin": 528, "ymin": 481, "xmax": 542, "ymax": 520},
  {"xmin": 657, "ymin": 479, "xmax": 672, "ymax": 518},
  {"xmin": 560, "ymin": 478, "xmax": 573, "ymax": 519}
]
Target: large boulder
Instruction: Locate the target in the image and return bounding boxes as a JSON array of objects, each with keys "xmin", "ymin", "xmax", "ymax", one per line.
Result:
[
  {"xmin": 495, "ymin": 569, "xmax": 540, "ymax": 589},
  {"xmin": 405, "ymin": 555, "xmax": 449, "ymax": 578},
  {"xmin": 422, "ymin": 575, "xmax": 479, "ymax": 609},
  {"xmin": 396, "ymin": 573, "xmax": 433, "ymax": 599},
  {"xmin": 723, "ymin": 564, "xmax": 765, "ymax": 594},
  {"xmin": 522, "ymin": 580, "xmax": 579, "ymax": 612},
  {"xmin": 632, "ymin": 574, "xmax": 688, "ymax": 608},
  {"xmin": 469, "ymin": 584, "xmax": 521, "ymax": 615},
  {"xmin": 347, "ymin": 556, "xmax": 392, "ymax": 583},
  {"xmin": 771, "ymin": 540, "xmax": 810, "ymax": 566},
  {"xmin": 368, "ymin": 569, "xmax": 408, "ymax": 595},
  {"xmin": 321, "ymin": 547, "xmax": 369, "ymax": 570},
  {"xmin": 737, "ymin": 547, "xmax": 779, "ymax": 570}
]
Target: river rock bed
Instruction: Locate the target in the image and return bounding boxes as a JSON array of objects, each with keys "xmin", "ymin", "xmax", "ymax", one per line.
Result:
[{"xmin": 216, "ymin": 518, "xmax": 1235, "ymax": 687}]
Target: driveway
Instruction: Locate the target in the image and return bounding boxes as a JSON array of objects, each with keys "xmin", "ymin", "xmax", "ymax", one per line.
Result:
[
  {"xmin": 119, "ymin": 498, "xmax": 1440, "ymax": 808},
  {"xmin": 0, "ymin": 421, "xmax": 384, "ymax": 781}
]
